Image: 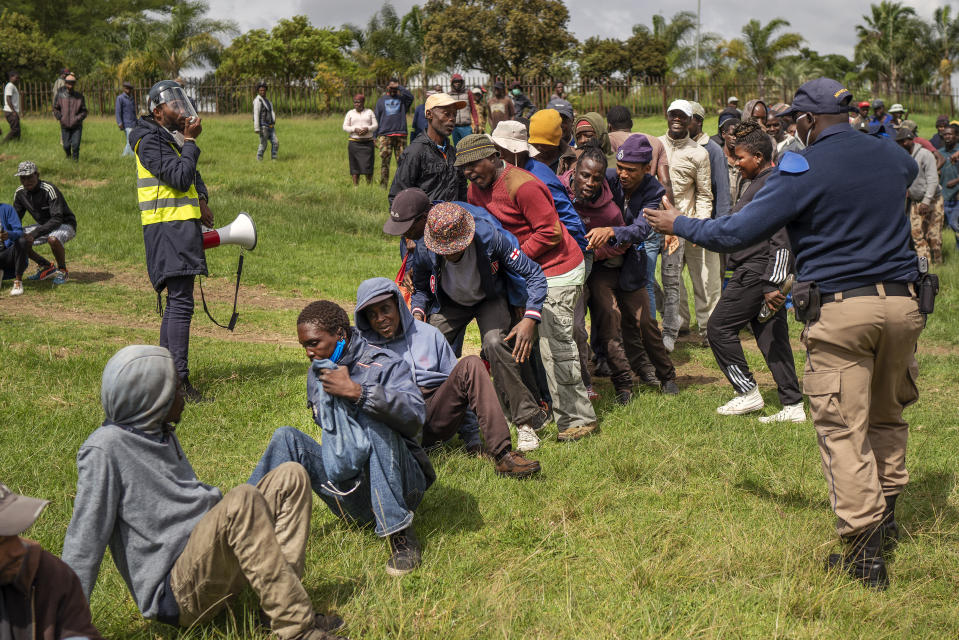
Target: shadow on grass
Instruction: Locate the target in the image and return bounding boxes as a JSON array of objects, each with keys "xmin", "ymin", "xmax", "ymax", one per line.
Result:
[
  {"xmin": 903, "ymin": 470, "xmax": 959, "ymax": 533},
  {"xmin": 72, "ymin": 270, "xmax": 115, "ymax": 284},
  {"xmin": 736, "ymin": 476, "xmax": 826, "ymax": 511},
  {"xmin": 417, "ymin": 482, "xmax": 484, "ymax": 535}
]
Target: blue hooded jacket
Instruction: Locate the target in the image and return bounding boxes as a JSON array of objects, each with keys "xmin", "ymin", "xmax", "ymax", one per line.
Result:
[
  {"xmin": 409, "ymin": 206, "xmax": 548, "ymax": 320},
  {"xmin": 355, "ymin": 277, "xmax": 458, "ymax": 390},
  {"xmin": 1, "ymin": 203, "xmax": 22, "ymax": 249},
  {"xmin": 524, "ymin": 157, "xmax": 589, "ymax": 251}
]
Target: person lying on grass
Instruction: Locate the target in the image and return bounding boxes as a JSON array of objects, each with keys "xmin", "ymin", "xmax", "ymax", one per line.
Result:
[
  {"xmin": 62, "ymin": 345, "xmax": 346, "ymax": 640},
  {"xmin": 248, "ymin": 300, "xmax": 435, "ymax": 577},
  {"xmin": 355, "ymin": 276, "xmax": 542, "ymax": 479}
]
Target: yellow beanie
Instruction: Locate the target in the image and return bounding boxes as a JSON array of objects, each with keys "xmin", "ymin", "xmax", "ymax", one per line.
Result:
[{"xmin": 528, "ymin": 109, "xmax": 563, "ymax": 146}]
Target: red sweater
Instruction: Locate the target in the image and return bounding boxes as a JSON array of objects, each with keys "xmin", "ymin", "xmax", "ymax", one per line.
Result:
[{"xmin": 468, "ymin": 164, "xmax": 583, "ymax": 277}]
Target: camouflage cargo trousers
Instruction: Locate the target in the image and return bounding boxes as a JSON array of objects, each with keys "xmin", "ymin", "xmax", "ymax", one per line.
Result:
[
  {"xmin": 377, "ymin": 135, "xmax": 407, "ymax": 186},
  {"xmin": 909, "ymin": 197, "xmax": 943, "ymax": 264}
]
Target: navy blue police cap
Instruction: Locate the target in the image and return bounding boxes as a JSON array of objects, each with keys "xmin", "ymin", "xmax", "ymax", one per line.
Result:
[{"xmin": 777, "ymin": 78, "xmax": 852, "ymax": 117}]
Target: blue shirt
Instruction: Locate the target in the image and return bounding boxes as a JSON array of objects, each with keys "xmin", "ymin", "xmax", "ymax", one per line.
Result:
[
  {"xmin": 0, "ymin": 203, "xmax": 22, "ymax": 249},
  {"xmin": 938, "ymin": 146, "xmax": 959, "ymax": 202},
  {"xmin": 523, "ymin": 158, "xmax": 588, "ymax": 251},
  {"xmin": 673, "ymin": 123, "xmax": 919, "ymax": 293},
  {"xmin": 115, "ymin": 92, "xmax": 137, "ymax": 129}
]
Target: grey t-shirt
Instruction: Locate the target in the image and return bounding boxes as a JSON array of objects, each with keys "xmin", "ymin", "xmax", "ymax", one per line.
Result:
[{"xmin": 441, "ymin": 244, "xmax": 485, "ymax": 306}]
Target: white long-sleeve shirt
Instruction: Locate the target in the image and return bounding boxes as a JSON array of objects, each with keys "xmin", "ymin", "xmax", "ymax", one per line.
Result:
[{"xmin": 343, "ymin": 108, "xmax": 378, "ymax": 141}]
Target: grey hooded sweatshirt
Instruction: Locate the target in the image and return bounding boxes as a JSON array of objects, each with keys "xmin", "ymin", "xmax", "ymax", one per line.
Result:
[{"xmin": 61, "ymin": 345, "xmax": 222, "ymax": 619}]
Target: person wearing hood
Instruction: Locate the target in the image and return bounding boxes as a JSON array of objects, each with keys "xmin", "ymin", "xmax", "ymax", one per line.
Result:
[
  {"xmin": 573, "ymin": 113, "xmax": 613, "ymax": 160},
  {"xmin": 249, "ymin": 301, "xmax": 434, "ymax": 577},
  {"xmin": 129, "ymin": 80, "xmax": 215, "ymax": 402},
  {"xmin": 355, "ymin": 276, "xmax": 541, "ymax": 478},
  {"xmin": 0, "ymin": 482, "xmax": 104, "ymax": 640},
  {"xmin": 62, "ymin": 345, "xmax": 345, "ymax": 640},
  {"xmin": 741, "ymin": 99, "xmax": 769, "ymax": 129},
  {"xmin": 401, "ymin": 201, "xmax": 551, "ymax": 452}
]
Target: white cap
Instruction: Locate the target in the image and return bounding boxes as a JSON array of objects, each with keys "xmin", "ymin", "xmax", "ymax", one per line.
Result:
[
  {"xmin": 728, "ymin": 96, "xmax": 739, "ymax": 103},
  {"xmin": 889, "ymin": 103, "xmax": 905, "ymax": 114},
  {"xmin": 666, "ymin": 100, "xmax": 693, "ymax": 117},
  {"xmin": 489, "ymin": 120, "xmax": 530, "ymax": 155}
]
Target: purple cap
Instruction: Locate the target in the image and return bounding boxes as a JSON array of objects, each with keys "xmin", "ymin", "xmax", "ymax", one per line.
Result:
[{"xmin": 615, "ymin": 134, "xmax": 653, "ymax": 164}]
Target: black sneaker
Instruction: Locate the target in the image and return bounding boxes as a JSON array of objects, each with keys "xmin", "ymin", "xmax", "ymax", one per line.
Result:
[
  {"xmin": 527, "ymin": 408, "xmax": 550, "ymax": 433},
  {"xmin": 615, "ymin": 389, "xmax": 633, "ymax": 405},
  {"xmin": 180, "ymin": 380, "xmax": 213, "ymax": 403},
  {"xmin": 386, "ymin": 528, "xmax": 421, "ymax": 577},
  {"xmin": 661, "ymin": 380, "xmax": 679, "ymax": 395}
]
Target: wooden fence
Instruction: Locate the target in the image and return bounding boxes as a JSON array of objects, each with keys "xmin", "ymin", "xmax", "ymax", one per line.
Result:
[{"xmin": 18, "ymin": 76, "xmax": 958, "ymax": 119}]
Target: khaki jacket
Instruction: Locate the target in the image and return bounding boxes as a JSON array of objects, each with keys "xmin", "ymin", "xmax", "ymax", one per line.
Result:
[{"xmin": 659, "ymin": 134, "xmax": 712, "ymax": 219}]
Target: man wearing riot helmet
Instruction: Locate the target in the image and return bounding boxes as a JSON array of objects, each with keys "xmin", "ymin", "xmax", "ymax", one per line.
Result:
[{"xmin": 129, "ymin": 80, "xmax": 215, "ymax": 402}]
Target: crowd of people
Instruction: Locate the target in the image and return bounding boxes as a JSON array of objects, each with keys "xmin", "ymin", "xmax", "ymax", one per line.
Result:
[{"xmin": 0, "ymin": 74, "xmax": 940, "ymax": 638}]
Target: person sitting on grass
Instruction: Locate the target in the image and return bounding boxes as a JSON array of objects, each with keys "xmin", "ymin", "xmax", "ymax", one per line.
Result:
[
  {"xmin": 355, "ymin": 276, "xmax": 542, "ymax": 478},
  {"xmin": 249, "ymin": 300, "xmax": 435, "ymax": 577},
  {"xmin": 0, "ymin": 201, "xmax": 26, "ymax": 296},
  {"xmin": 0, "ymin": 482, "xmax": 104, "ymax": 640},
  {"xmin": 13, "ymin": 161, "xmax": 77, "ymax": 286},
  {"xmin": 62, "ymin": 345, "xmax": 346, "ymax": 640}
]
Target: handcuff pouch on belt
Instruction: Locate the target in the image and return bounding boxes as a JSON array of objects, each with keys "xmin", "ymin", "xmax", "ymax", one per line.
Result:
[{"xmin": 792, "ymin": 281, "xmax": 820, "ymax": 323}]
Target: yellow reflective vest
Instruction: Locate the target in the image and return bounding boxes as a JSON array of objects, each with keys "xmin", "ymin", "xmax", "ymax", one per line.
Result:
[{"xmin": 135, "ymin": 139, "xmax": 201, "ymax": 226}]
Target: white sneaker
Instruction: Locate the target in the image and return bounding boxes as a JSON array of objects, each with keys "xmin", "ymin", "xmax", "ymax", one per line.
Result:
[
  {"xmin": 10, "ymin": 281, "xmax": 23, "ymax": 296},
  {"xmin": 758, "ymin": 403, "xmax": 807, "ymax": 423},
  {"xmin": 516, "ymin": 425, "xmax": 541, "ymax": 452},
  {"xmin": 716, "ymin": 386, "xmax": 764, "ymax": 415}
]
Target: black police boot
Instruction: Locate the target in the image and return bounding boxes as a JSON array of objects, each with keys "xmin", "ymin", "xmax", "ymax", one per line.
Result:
[
  {"xmin": 180, "ymin": 379, "xmax": 213, "ymax": 404},
  {"xmin": 882, "ymin": 494, "xmax": 900, "ymax": 553},
  {"xmin": 826, "ymin": 526, "xmax": 888, "ymax": 590}
]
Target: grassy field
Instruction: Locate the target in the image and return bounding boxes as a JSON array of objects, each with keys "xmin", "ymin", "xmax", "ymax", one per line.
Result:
[{"xmin": 2, "ymin": 114, "xmax": 959, "ymax": 639}]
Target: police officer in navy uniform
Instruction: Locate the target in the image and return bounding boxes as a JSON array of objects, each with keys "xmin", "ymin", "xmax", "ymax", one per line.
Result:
[
  {"xmin": 129, "ymin": 80, "xmax": 214, "ymax": 402},
  {"xmin": 645, "ymin": 78, "xmax": 924, "ymax": 589}
]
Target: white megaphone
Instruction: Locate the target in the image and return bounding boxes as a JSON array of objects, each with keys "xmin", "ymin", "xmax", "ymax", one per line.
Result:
[{"xmin": 202, "ymin": 211, "xmax": 257, "ymax": 251}]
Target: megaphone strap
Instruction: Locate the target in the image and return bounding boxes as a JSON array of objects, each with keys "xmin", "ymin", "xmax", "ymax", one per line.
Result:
[{"xmin": 198, "ymin": 254, "xmax": 243, "ymax": 332}]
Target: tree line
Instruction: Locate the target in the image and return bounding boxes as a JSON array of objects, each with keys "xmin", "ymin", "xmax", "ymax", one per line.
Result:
[{"xmin": 2, "ymin": 0, "xmax": 957, "ymax": 98}]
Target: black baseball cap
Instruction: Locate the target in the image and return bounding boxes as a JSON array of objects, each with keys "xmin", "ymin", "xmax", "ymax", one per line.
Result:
[
  {"xmin": 777, "ymin": 78, "xmax": 852, "ymax": 117},
  {"xmin": 383, "ymin": 188, "xmax": 431, "ymax": 235}
]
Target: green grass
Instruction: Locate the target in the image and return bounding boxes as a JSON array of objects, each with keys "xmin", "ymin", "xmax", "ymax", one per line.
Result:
[{"xmin": 3, "ymin": 115, "xmax": 959, "ymax": 639}]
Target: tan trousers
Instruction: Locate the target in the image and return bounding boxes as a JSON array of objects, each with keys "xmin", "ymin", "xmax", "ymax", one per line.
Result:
[
  {"xmin": 801, "ymin": 290, "xmax": 923, "ymax": 537},
  {"xmin": 679, "ymin": 244, "xmax": 721, "ymax": 336},
  {"xmin": 171, "ymin": 462, "xmax": 314, "ymax": 639}
]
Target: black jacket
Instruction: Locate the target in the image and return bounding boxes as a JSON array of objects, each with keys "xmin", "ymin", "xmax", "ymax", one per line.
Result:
[
  {"xmin": 388, "ymin": 133, "xmax": 467, "ymax": 204},
  {"xmin": 129, "ymin": 115, "xmax": 208, "ymax": 291},
  {"xmin": 726, "ymin": 167, "xmax": 793, "ymax": 293},
  {"xmin": 14, "ymin": 181, "xmax": 77, "ymax": 237}
]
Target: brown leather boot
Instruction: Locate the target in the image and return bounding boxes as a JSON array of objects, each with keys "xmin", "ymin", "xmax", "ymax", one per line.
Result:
[{"xmin": 494, "ymin": 450, "xmax": 541, "ymax": 478}]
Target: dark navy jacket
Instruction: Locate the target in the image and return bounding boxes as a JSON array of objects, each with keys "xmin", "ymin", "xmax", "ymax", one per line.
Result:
[
  {"xmin": 673, "ymin": 123, "xmax": 919, "ymax": 293},
  {"xmin": 523, "ymin": 158, "xmax": 588, "ymax": 251},
  {"xmin": 410, "ymin": 209, "xmax": 548, "ymax": 322},
  {"xmin": 410, "ymin": 104, "xmax": 427, "ymax": 144},
  {"xmin": 374, "ymin": 87, "xmax": 414, "ymax": 136},
  {"xmin": 129, "ymin": 115, "xmax": 209, "ymax": 291},
  {"xmin": 603, "ymin": 169, "xmax": 666, "ymax": 291}
]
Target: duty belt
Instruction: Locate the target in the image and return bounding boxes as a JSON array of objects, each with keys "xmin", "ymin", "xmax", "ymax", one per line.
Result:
[{"xmin": 821, "ymin": 282, "xmax": 912, "ymax": 304}]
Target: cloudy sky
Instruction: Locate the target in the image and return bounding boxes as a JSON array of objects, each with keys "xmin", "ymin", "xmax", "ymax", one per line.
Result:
[{"xmin": 206, "ymin": 0, "xmax": 944, "ymax": 61}]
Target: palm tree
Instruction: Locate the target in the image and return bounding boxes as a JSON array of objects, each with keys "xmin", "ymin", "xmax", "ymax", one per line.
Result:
[
  {"xmin": 854, "ymin": 1, "xmax": 917, "ymax": 94},
  {"xmin": 724, "ymin": 18, "xmax": 803, "ymax": 98},
  {"xmin": 931, "ymin": 6, "xmax": 959, "ymax": 96},
  {"xmin": 647, "ymin": 11, "xmax": 718, "ymax": 77},
  {"xmin": 118, "ymin": 0, "xmax": 236, "ymax": 81}
]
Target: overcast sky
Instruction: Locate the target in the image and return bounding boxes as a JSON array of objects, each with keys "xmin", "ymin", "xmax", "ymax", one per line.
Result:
[{"xmin": 206, "ymin": 0, "xmax": 944, "ymax": 62}]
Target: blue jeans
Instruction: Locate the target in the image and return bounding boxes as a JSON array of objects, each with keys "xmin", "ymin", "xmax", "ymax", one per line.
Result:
[
  {"xmin": 121, "ymin": 127, "xmax": 134, "ymax": 156},
  {"xmin": 644, "ymin": 231, "xmax": 661, "ymax": 318},
  {"xmin": 257, "ymin": 126, "xmax": 278, "ymax": 159},
  {"xmin": 944, "ymin": 199, "xmax": 959, "ymax": 246},
  {"xmin": 248, "ymin": 425, "xmax": 426, "ymax": 537},
  {"xmin": 451, "ymin": 125, "xmax": 472, "ymax": 146}
]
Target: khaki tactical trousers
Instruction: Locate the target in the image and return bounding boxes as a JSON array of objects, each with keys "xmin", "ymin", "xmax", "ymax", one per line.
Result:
[
  {"xmin": 802, "ymin": 289, "xmax": 923, "ymax": 537},
  {"xmin": 171, "ymin": 462, "xmax": 315, "ymax": 639}
]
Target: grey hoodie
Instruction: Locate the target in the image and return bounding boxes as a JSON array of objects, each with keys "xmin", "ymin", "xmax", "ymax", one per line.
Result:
[{"xmin": 62, "ymin": 346, "xmax": 222, "ymax": 619}]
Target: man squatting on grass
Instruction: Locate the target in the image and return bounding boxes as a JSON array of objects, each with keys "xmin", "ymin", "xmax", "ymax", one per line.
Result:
[
  {"xmin": 62, "ymin": 345, "xmax": 347, "ymax": 640},
  {"xmin": 12, "ymin": 161, "xmax": 78, "ymax": 289},
  {"xmin": 249, "ymin": 301, "xmax": 435, "ymax": 577}
]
